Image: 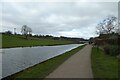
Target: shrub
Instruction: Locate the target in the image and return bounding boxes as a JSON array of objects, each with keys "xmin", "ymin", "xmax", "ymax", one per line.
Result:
[
  {"xmin": 110, "ymin": 46, "xmax": 119, "ymax": 56},
  {"xmin": 103, "ymin": 44, "xmax": 120, "ymax": 56},
  {"xmin": 103, "ymin": 44, "xmax": 111, "ymax": 55}
]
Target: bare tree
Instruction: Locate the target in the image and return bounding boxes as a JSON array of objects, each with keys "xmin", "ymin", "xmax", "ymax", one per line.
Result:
[
  {"xmin": 21, "ymin": 25, "xmax": 32, "ymax": 39},
  {"xmin": 96, "ymin": 15, "xmax": 117, "ymax": 35}
]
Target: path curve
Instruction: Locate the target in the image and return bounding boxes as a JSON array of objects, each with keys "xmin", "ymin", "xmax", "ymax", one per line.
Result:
[{"xmin": 46, "ymin": 45, "xmax": 93, "ymax": 78}]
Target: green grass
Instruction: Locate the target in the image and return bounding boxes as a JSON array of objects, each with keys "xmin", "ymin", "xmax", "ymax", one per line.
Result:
[
  {"xmin": 91, "ymin": 47, "xmax": 118, "ymax": 79},
  {"xmin": 0, "ymin": 34, "xmax": 2, "ymax": 48},
  {"xmin": 4, "ymin": 45, "xmax": 85, "ymax": 80},
  {"xmin": 2, "ymin": 34, "xmax": 76, "ymax": 48}
]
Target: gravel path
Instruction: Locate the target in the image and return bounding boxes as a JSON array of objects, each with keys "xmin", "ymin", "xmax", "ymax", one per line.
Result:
[{"xmin": 46, "ymin": 45, "xmax": 93, "ymax": 78}]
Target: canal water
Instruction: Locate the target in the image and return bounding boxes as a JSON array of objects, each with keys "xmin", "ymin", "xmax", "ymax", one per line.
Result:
[{"xmin": 1, "ymin": 44, "xmax": 83, "ymax": 78}]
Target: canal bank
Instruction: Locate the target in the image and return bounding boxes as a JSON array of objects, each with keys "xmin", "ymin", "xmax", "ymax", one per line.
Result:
[{"xmin": 2, "ymin": 44, "xmax": 85, "ymax": 79}]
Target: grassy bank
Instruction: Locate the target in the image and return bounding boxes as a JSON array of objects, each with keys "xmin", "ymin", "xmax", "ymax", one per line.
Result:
[
  {"xmin": 91, "ymin": 47, "xmax": 118, "ymax": 79},
  {"xmin": 3, "ymin": 45, "xmax": 85, "ymax": 80},
  {"xmin": 2, "ymin": 34, "xmax": 76, "ymax": 48}
]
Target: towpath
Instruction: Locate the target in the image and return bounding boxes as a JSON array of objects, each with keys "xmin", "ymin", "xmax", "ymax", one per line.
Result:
[{"xmin": 46, "ymin": 45, "xmax": 93, "ymax": 78}]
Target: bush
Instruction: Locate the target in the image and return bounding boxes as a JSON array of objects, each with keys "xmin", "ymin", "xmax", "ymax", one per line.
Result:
[
  {"xmin": 103, "ymin": 44, "xmax": 110, "ymax": 55},
  {"xmin": 103, "ymin": 44, "xmax": 120, "ymax": 56},
  {"xmin": 4, "ymin": 31, "xmax": 12, "ymax": 35}
]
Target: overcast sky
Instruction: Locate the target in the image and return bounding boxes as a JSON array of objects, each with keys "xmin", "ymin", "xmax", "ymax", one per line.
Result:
[{"xmin": 1, "ymin": 0, "xmax": 118, "ymax": 39}]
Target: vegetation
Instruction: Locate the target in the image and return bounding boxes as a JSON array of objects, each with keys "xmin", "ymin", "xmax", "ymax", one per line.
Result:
[
  {"xmin": 21, "ymin": 25, "xmax": 32, "ymax": 39},
  {"xmin": 93, "ymin": 15, "xmax": 120, "ymax": 57},
  {"xmin": 103, "ymin": 44, "xmax": 119, "ymax": 56},
  {"xmin": 91, "ymin": 47, "xmax": 118, "ymax": 79},
  {"xmin": 96, "ymin": 15, "xmax": 117, "ymax": 35},
  {"xmin": 93, "ymin": 34, "xmax": 120, "ymax": 56},
  {"xmin": 2, "ymin": 34, "xmax": 77, "ymax": 48},
  {"xmin": 0, "ymin": 34, "xmax": 1, "ymax": 48},
  {"xmin": 3, "ymin": 45, "xmax": 85, "ymax": 79}
]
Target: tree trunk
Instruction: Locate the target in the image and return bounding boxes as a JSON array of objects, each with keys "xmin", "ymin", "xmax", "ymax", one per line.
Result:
[{"xmin": 25, "ymin": 34, "xmax": 28, "ymax": 39}]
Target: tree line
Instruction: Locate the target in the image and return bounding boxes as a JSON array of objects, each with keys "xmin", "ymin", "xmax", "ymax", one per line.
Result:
[{"xmin": 1, "ymin": 25, "xmax": 88, "ymax": 42}]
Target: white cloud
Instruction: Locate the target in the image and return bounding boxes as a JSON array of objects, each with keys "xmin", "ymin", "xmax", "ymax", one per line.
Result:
[
  {"xmin": 1, "ymin": 2, "xmax": 118, "ymax": 39},
  {"xmin": 59, "ymin": 29, "xmax": 81, "ymax": 37}
]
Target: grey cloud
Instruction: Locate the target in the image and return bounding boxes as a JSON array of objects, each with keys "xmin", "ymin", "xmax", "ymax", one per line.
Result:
[{"xmin": 2, "ymin": 2, "xmax": 118, "ymax": 39}]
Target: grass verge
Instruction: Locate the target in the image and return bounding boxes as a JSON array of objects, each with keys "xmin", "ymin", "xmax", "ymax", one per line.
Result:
[
  {"xmin": 91, "ymin": 47, "xmax": 118, "ymax": 79},
  {"xmin": 3, "ymin": 45, "xmax": 85, "ymax": 80},
  {"xmin": 2, "ymin": 34, "xmax": 76, "ymax": 48}
]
